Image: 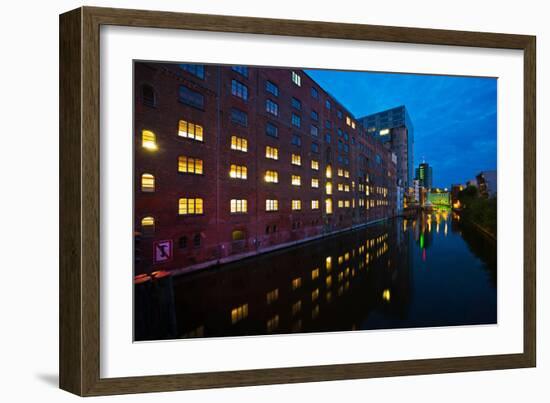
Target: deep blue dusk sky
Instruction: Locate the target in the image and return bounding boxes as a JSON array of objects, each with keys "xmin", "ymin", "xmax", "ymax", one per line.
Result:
[{"xmin": 305, "ymin": 69, "xmax": 497, "ymax": 188}]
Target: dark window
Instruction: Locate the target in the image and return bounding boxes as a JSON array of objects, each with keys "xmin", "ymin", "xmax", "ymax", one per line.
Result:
[
  {"xmin": 311, "ymin": 110, "xmax": 318, "ymax": 121},
  {"xmin": 325, "ymin": 120, "xmax": 331, "ymax": 129},
  {"xmin": 311, "ymin": 87, "xmax": 319, "ymax": 99},
  {"xmin": 310, "ymin": 125, "xmax": 319, "ymax": 137},
  {"xmin": 179, "ymin": 64, "xmax": 205, "ymax": 79},
  {"xmin": 337, "ymin": 110, "xmax": 343, "ymax": 119},
  {"xmin": 311, "ymin": 142, "xmax": 319, "ymax": 153},
  {"xmin": 343, "ymin": 144, "xmax": 349, "ymax": 153},
  {"xmin": 291, "ymin": 113, "xmax": 301, "ymax": 128},
  {"xmin": 232, "ymin": 65, "xmax": 249, "ymax": 77},
  {"xmin": 266, "ymin": 80, "xmax": 279, "ymax": 97},
  {"xmin": 291, "ymin": 97, "xmax": 301, "ymax": 110},
  {"xmin": 142, "ymin": 84, "xmax": 155, "ymax": 107},
  {"xmin": 266, "ymin": 122, "xmax": 278, "ymax": 138},
  {"xmin": 179, "ymin": 85, "xmax": 204, "ymax": 109},
  {"xmin": 338, "ymin": 128, "xmax": 342, "ymax": 137},
  {"xmin": 344, "ymin": 132, "xmax": 349, "ymax": 141},
  {"xmin": 231, "ymin": 79, "xmax": 248, "ymax": 101},
  {"xmin": 291, "ymin": 134, "xmax": 302, "ymax": 147},
  {"xmin": 266, "ymin": 99, "xmax": 278, "ymax": 116},
  {"xmin": 265, "ymin": 225, "xmax": 270, "ymax": 234},
  {"xmin": 231, "ymin": 108, "xmax": 248, "ymax": 127},
  {"xmin": 178, "ymin": 236, "xmax": 187, "ymax": 249},
  {"xmin": 325, "ymin": 133, "xmax": 331, "ymax": 143},
  {"xmin": 325, "ymin": 99, "xmax": 331, "ymax": 110},
  {"xmin": 193, "ymin": 234, "xmax": 201, "ymax": 247},
  {"xmin": 273, "ymin": 225, "xmax": 277, "ymax": 232}
]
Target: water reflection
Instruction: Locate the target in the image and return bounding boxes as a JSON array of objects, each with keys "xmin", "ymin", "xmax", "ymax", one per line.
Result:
[{"xmin": 135, "ymin": 211, "xmax": 497, "ymax": 341}]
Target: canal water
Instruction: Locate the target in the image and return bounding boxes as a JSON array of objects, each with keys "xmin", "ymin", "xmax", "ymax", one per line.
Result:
[{"xmin": 137, "ymin": 211, "xmax": 497, "ymax": 340}]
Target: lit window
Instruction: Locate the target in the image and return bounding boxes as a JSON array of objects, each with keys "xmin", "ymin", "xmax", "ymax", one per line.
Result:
[
  {"xmin": 380, "ymin": 128, "xmax": 390, "ymax": 136},
  {"xmin": 178, "ymin": 120, "xmax": 204, "ymax": 142},
  {"xmin": 338, "ymin": 168, "xmax": 344, "ymax": 177},
  {"xmin": 141, "ymin": 173, "xmax": 155, "ymax": 192},
  {"xmin": 291, "ymin": 71, "xmax": 301, "ymax": 86},
  {"xmin": 266, "ymin": 289, "xmax": 279, "ymax": 304},
  {"xmin": 338, "ymin": 183, "xmax": 344, "ymax": 192},
  {"xmin": 231, "ymin": 303, "xmax": 248, "ymax": 324},
  {"xmin": 292, "ymin": 277, "xmax": 302, "ymax": 290},
  {"xmin": 346, "ymin": 116, "xmax": 352, "ymax": 126},
  {"xmin": 344, "ymin": 170, "xmax": 350, "ymax": 178},
  {"xmin": 311, "ymin": 160, "xmax": 319, "ymax": 170},
  {"xmin": 291, "ymin": 200, "xmax": 302, "ymax": 211},
  {"xmin": 229, "ymin": 164, "xmax": 247, "ymax": 179},
  {"xmin": 325, "ymin": 198, "xmax": 333, "ymax": 214},
  {"xmin": 178, "ymin": 156, "xmax": 203, "ymax": 174},
  {"xmin": 141, "ymin": 216, "xmax": 154, "ymax": 232},
  {"xmin": 264, "ymin": 170, "xmax": 279, "ymax": 183},
  {"xmin": 345, "ymin": 184, "xmax": 350, "ymax": 192},
  {"xmin": 291, "ymin": 175, "xmax": 301, "ymax": 186},
  {"xmin": 345, "ymin": 200, "xmax": 350, "ymax": 208},
  {"xmin": 266, "ymin": 199, "xmax": 279, "ymax": 212},
  {"xmin": 338, "ymin": 200, "xmax": 344, "ymax": 208},
  {"xmin": 325, "ymin": 165, "xmax": 332, "ymax": 178},
  {"xmin": 311, "ymin": 178, "xmax": 319, "ymax": 188},
  {"xmin": 230, "ymin": 199, "xmax": 248, "ymax": 213},
  {"xmin": 291, "ymin": 154, "xmax": 301, "ymax": 166},
  {"xmin": 232, "ymin": 230, "xmax": 245, "ymax": 241},
  {"xmin": 265, "ymin": 146, "xmax": 278, "ymax": 160},
  {"xmin": 325, "ymin": 182, "xmax": 332, "ymax": 195},
  {"xmin": 230, "ymin": 135, "xmax": 248, "ymax": 152},
  {"xmin": 351, "ymin": 121, "xmax": 356, "ymax": 129},
  {"xmin": 141, "ymin": 130, "xmax": 157, "ymax": 150},
  {"xmin": 178, "ymin": 198, "xmax": 204, "ymax": 215},
  {"xmin": 311, "ymin": 200, "xmax": 320, "ymax": 210}
]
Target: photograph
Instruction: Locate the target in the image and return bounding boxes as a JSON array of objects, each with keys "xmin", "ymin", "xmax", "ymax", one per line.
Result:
[{"xmin": 133, "ymin": 62, "xmax": 498, "ymax": 341}]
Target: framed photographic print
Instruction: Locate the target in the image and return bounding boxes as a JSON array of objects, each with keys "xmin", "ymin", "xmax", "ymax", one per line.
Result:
[{"xmin": 59, "ymin": 6, "xmax": 536, "ymax": 396}]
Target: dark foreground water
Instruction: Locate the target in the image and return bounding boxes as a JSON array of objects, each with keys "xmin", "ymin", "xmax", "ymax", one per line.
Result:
[{"xmin": 135, "ymin": 211, "xmax": 497, "ymax": 341}]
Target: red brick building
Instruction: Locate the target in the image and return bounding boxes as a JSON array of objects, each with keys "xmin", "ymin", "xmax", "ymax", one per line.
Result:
[{"xmin": 134, "ymin": 62, "xmax": 397, "ymax": 276}]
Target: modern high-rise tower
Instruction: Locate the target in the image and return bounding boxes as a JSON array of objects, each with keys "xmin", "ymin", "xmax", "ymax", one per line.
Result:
[
  {"xmin": 415, "ymin": 162, "xmax": 433, "ymax": 190},
  {"xmin": 358, "ymin": 105, "xmax": 414, "ymax": 188}
]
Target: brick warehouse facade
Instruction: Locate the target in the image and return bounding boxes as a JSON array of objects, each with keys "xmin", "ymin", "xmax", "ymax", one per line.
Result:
[{"xmin": 134, "ymin": 62, "xmax": 397, "ymax": 276}]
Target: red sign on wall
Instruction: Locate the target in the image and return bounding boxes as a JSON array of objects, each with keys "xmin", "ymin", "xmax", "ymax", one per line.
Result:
[{"xmin": 153, "ymin": 239, "xmax": 172, "ymax": 264}]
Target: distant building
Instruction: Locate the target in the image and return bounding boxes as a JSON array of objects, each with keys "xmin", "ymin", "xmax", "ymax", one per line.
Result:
[
  {"xmin": 358, "ymin": 105, "xmax": 414, "ymax": 188},
  {"xmin": 427, "ymin": 190, "xmax": 450, "ymax": 206},
  {"xmin": 466, "ymin": 179, "xmax": 478, "ymax": 188},
  {"xmin": 476, "ymin": 170, "xmax": 497, "ymax": 198},
  {"xmin": 451, "ymin": 184, "xmax": 465, "ymax": 208},
  {"xmin": 415, "ymin": 162, "xmax": 433, "ymax": 190}
]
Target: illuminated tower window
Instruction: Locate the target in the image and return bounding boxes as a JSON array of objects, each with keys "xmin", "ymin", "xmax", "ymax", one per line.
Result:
[
  {"xmin": 311, "ymin": 160, "xmax": 319, "ymax": 170},
  {"xmin": 325, "ymin": 165, "xmax": 332, "ymax": 178},
  {"xmin": 178, "ymin": 120, "xmax": 203, "ymax": 142},
  {"xmin": 325, "ymin": 198, "xmax": 333, "ymax": 214},
  {"xmin": 141, "ymin": 173, "xmax": 155, "ymax": 192},
  {"xmin": 141, "ymin": 130, "xmax": 157, "ymax": 150},
  {"xmin": 141, "ymin": 216, "xmax": 155, "ymax": 234},
  {"xmin": 230, "ymin": 199, "xmax": 248, "ymax": 214},
  {"xmin": 291, "ymin": 154, "xmax": 302, "ymax": 166},
  {"xmin": 291, "ymin": 200, "xmax": 302, "ymax": 211},
  {"xmin": 325, "ymin": 182, "xmax": 333, "ymax": 195}
]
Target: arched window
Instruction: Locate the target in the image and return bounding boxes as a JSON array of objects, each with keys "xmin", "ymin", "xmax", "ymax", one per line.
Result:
[
  {"xmin": 325, "ymin": 164, "xmax": 332, "ymax": 179},
  {"xmin": 193, "ymin": 234, "xmax": 201, "ymax": 247},
  {"xmin": 142, "ymin": 84, "xmax": 156, "ymax": 107},
  {"xmin": 142, "ymin": 130, "xmax": 157, "ymax": 150},
  {"xmin": 178, "ymin": 236, "xmax": 187, "ymax": 249},
  {"xmin": 141, "ymin": 216, "xmax": 155, "ymax": 235},
  {"xmin": 141, "ymin": 173, "xmax": 155, "ymax": 192},
  {"xmin": 325, "ymin": 198, "xmax": 333, "ymax": 215},
  {"xmin": 325, "ymin": 182, "xmax": 332, "ymax": 195}
]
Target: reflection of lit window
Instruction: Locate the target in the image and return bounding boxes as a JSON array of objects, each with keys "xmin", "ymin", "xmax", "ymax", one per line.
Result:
[
  {"xmin": 141, "ymin": 130, "xmax": 157, "ymax": 150},
  {"xmin": 178, "ymin": 120, "xmax": 203, "ymax": 141},
  {"xmin": 291, "ymin": 200, "xmax": 302, "ymax": 211},
  {"xmin": 264, "ymin": 170, "xmax": 279, "ymax": 183},
  {"xmin": 229, "ymin": 164, "xmax": 247, "ymax": 179},
  {"xmin": 311, "ymin": 200, "xmax": 320, "ymax": 210},
  {"xmin": 312, "ymin": 305, "xmax": 319, "ymax": 319},
  {"xmin": 311, "ymin": 268, "xmax": 320, "ymax": 280},
  {"xmin": 291, "ymin": 175, "xmax": 301, "ymax": 186},
  {"xmin": 179, "ymin": 198, "xmax": 204, "ymax": 215},
  {"xmin": 231, "ymin": 303, "xmax": 248, "ymax": 324},
  {"xmin": 311, "ymin": 288, "xmax": 319, "ymax": 302},
  {"xmin": 266, "ymin": 289, "xmax": 279, "ymax": 304},
  {"xmin": 141, "ymin": 173, "xmax": 155, "ymax": 192},
  {"xmin": 266, "ymin": 199, "xmax": 279, "ymax": 212},
  {"xmin": 267, "ymin": 315, "xmax": 279, "ymax": 332},
  {"xmin": 326, "ymin": 275, "xmax": 332, "ymax": 288},
  {"xmin": 291, "ymin": 301, "xmax": 302, "ymax": 316},
  {"xmin": 325, "ymin": 256, "xmax": 332, "ymax": 271},
  {"xmin": 230, "ymin": 199, "xmax": 247, "ymax": 214},
  {"xmin": 178, "ymin": 156, "xmax": 203, "ymax": 174},
  {"xmin": 292, "ymin": 277, "xmax": 302, "ymax": 290},
  {"xmin": 311, "ymin": 178, "xmax": 319, "ymax": 188},
  {"xmin": 311, "ymin": 160, "xmax": 319, "ymax": 170},
  {"xmin": 230, "ymin": 135, "xmax": 248, "ymax": 152},
  {"xmin": 265, "ymin": 146, "xmax": 278, "ymax": 160},
  {"xmin": 382, "ymin": 289, "xmax": 391, "ymax": 302}
]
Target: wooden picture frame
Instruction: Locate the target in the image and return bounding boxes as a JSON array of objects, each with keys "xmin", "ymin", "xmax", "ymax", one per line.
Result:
[{"xmin": 59, "ymin": 6, "xmax": 536, "ymax": 396}]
